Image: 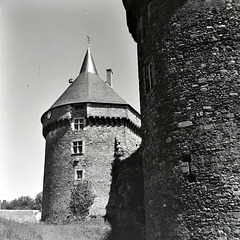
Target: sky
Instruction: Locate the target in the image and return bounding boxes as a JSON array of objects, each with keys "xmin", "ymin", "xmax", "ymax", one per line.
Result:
[{"xmin": 0, "ymin": 0, "xmax": 139, "ymax": 201}]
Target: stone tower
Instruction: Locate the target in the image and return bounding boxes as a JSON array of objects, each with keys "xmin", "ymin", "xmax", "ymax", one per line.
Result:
[
  {"xmin": 41, "ymin": 45, "xmax": 141, "ymax": 222},
  {"xmin": 123, "ymin": 0, "xmax": 240, "ymax": 239}
]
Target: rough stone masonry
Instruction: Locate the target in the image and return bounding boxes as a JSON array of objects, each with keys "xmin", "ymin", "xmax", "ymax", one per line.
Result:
[{"xmin": 123, "ymin": 0, "xmax": 240, "ymax": 239}]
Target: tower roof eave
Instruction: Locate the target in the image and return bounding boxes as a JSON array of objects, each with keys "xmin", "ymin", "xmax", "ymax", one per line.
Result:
[
  {"xmin": 40, "ymin": 101, "xmax": 140, "ymax": 124},
  {"xmin": 50, "ymin": 72, "xmax": 128, "ymax": 109}
]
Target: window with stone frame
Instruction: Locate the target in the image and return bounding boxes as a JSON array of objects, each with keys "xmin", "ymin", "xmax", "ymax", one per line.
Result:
[
  {"xmin": 72, "ymin": 141, "xmax": 84, "ymax": 155},
  {"xmin": 73, "ymin": 118, "xmax": 85, "ymax": 130},
  {"xmin": 144, "ymin": 61, "xmax": 155, "ymax": 94},
  {"xmin": 75, "ymin": 169, "xmax": 84, "ymax": 180}
]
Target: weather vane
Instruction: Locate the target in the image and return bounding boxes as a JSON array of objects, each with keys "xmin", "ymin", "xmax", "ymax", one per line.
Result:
[{"xmin": 87, "ymin": 36, "xmax": 91, "ymax": 46}]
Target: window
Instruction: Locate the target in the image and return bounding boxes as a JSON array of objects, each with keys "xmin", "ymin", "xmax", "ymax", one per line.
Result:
[
  {"xmin": 143, "ymin": 66, "xmax": 150, "ymax": 93},
  {"xmin": 144, "ymin": 62, "xmax": 155, "ymax": 94},
  {"xmin": 148, "ymin": 62, "xmax": 154, "ymax": 89},
  {"xmin": 137, "ymin": 16, "xmax": 143, "ymax": 42},
  {"xmin": 75, "ymin": 169, "xmax": 84, "ymax": 180},
  {"xmin": 73, "ymin": 118, "xmax": 84, "ymax": 130},
  {"xmin": 147, "ymin": 2, "xmax": 153, "ymax": 20},
  {"xmin": 72, "ymin": 141, "xmax": 83, "ymax": 154}
]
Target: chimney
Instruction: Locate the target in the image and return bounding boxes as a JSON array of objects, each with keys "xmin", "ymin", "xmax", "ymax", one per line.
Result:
[{"xmin": 106, "ymin": 69, "xmax": 113, "ymax": 87}]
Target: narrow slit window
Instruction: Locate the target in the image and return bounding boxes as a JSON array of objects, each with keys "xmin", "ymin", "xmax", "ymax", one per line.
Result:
[
  {"xmin": 144, "ymin": 67, "xmax": 150, "ymax": 94},
  {"xmin": 148, "ymin": 62, "xmax": 154, "ymax": 90},
  {"xmin": 144, "ymin": 62, "xmax": 155, "ymax": 94},
  {"xmin": 137, "ymin": 16, "xmax": 143, "ymax": 43},
  {"xmin": 148, "ymin": 2, "xmax": 153, "ymax": 20}
]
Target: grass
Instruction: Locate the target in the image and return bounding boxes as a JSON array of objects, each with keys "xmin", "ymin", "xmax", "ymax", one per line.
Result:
[{"xmin": 0, "ymin": 217, "xmax": 111, "ymax": 240}]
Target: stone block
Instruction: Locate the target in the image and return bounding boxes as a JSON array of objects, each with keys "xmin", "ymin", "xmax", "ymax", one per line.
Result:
[
  {"xmin": 233, "ymin": 211, "xmax": 240, "ymax": 219},
  {"xmin": 177, "ymin": 121, "xmax": 193, "ymax": 128}
]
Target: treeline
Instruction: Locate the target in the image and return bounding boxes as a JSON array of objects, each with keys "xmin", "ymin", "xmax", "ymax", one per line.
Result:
[{"xmin": 1, "ymin": 192, "xmax": 42, "ymax": 211}]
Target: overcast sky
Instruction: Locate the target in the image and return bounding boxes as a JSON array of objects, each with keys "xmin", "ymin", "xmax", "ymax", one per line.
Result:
[{"xmin": 0, "ymin": 0, "xmax": 139, "ymax": 201}]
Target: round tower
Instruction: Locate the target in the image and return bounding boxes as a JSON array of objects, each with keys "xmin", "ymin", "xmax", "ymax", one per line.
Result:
[
  {"xmin": 41, "ymin": 45, "xmax": 141, "ymax": 222},
  {"xmin": 123, "ymin": 0, "xmax": 240, "ymax": 239}
]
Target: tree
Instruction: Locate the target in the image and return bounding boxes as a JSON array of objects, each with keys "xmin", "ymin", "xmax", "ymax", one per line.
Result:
[
  {"xmin": 1, "ymin": 200, "xmax": 10, "ymax": 209},
  {"xmin": 32, "ymin": 192, "xmax": 42, "ymax": 210},
  {"xmin": 1, "ymin": 192, "xmax": 42, "ymax": 210},
  {"xmin": 10, "ymin": 196, "xmax": 34, "ymax": 210}
]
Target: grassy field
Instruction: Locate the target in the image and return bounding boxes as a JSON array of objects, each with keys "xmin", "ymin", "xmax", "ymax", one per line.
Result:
[{"xmin": 0, "ymin": 217, "xmax": 111, "ymax": 240}]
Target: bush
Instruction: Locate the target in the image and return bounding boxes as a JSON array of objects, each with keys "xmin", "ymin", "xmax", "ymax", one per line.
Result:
[{"xmin": 70, "ymin": 180, "xmax": 95, "ymax": 218}]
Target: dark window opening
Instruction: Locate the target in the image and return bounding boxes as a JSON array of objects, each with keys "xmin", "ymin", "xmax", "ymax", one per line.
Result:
[
  {"xmin": 182, "ymin": 153, "xmax": 191, "ymax": 162},
  {"xmin": 76, "ymin": 170, "xmax": 83, "ymax": 180},
  {"xmin": 144, "ymin": 67, "xmax": 150, "ymax": 93},
  {"xmin": 144, "ymin": 62, "xmax": 155, "ymax": 94},
  {"xmin": 187, "ymin": 173, "xmax": 196, "ymax": 183},
  {"xmin": 148, "ymin": 62, "xmax": 154, "ymax": 90}
]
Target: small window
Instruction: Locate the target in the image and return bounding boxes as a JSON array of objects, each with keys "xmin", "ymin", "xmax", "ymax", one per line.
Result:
[
  {"xmin": 75, "ymin": 169, "xmax": 84, "ymax": 180},
  {"xmin": 143, "ymin": 66, "xmax": 150, "ymax": 93},
  {"xmin": 137, "ymin": 16, "xmax": 143, "ymax": 43},
  {"xmin": 72, "ymin": 141, "xmax": 84, "ymax": 154},
  {"xmin": 144, "ymin": 62, "xmax": 155, "ymax": 94},
  {"xmin": 73, "ymin": 118, "xmax": 84, "ymax": 130},
  {"xmin": 148, "ymin": 62, "xmax": 154, "ymax": 88},
  {"xmin": 147, "ymin": 2, "xmax": 153, "ymax": 20}
]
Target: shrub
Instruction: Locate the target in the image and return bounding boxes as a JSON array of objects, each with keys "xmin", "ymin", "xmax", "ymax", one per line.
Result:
[{"xmin": 70, "ymin": 180, "xmax": 95, "ymax": 218}]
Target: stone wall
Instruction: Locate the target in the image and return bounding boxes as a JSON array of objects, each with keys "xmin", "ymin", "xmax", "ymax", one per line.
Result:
[
  {"xmin": 106, "ymin": 147, "xmax": 145, "ymax": 240},
  {"xmin": 123, "ymin": 0, "xmax": 240, "ymax": 239}
]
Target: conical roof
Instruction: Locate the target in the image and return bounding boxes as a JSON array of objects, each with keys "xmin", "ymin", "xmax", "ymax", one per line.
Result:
[
  {"xmin": 79, "ymin": 47, "xmax": 98, "ymax": 75},
  {"xmin": 50, "ymin": 47, "xmax": 127, "ymax": 109}
]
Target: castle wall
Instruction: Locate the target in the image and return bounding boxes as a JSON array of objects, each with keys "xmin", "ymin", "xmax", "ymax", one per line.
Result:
[
  {"xmin": 106, "ymin": 148, "xmax": 145, "ymax": 240},
  {"xmin": 124, "ymin": 0, "xmax": 240, "ymax": 239}
]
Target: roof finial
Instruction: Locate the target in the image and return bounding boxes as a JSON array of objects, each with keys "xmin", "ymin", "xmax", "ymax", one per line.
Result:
[{"xmin": 87, "ymin": 36, "xmax": 91, "ymax": 47}]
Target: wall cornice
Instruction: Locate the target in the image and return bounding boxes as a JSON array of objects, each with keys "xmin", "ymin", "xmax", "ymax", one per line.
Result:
[{"xmin": 43, "ymin": 116, "xmax": 141, "ymax": 139}]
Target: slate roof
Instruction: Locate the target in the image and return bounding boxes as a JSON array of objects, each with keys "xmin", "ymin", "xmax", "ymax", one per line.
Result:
[{"xmin": 51, "ymin": 47, "xmax": 127, "ymax": 109}]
